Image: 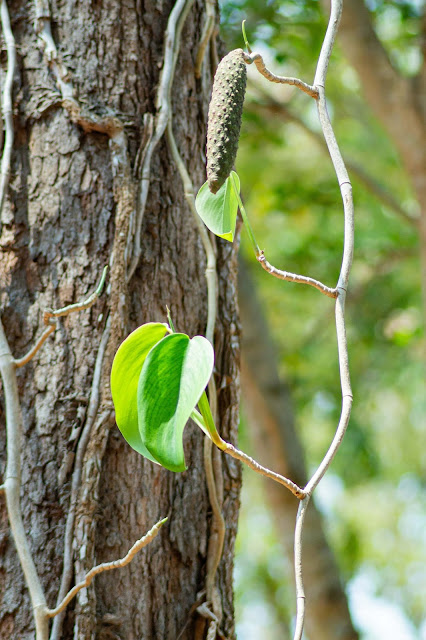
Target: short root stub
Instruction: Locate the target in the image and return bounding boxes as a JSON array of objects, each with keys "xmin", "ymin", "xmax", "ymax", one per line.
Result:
[{"xmin": 206, "ymin": 49, "xmax": 247, "ymax": 194}]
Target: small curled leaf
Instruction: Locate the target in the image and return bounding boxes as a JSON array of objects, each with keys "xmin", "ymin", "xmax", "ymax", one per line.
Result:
[{"xmin": 195, "ymin": 171, "xmax": 240, "ymax": 242}]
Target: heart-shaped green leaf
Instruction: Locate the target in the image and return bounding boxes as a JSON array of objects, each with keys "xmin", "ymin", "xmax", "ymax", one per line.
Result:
[
  {"xmin": 110, "ymin": 322, "xmax": 169, "ymax": 461},
  {"xmin": 137, "ymin": 333, "xmax": 214, "ymax": 472},
  {"xmin": 195, "ymin": 171, "xmax": 240, "ymax": 242}
]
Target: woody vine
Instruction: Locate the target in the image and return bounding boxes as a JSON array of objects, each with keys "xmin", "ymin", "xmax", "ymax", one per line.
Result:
[{"xmin": 0, "ymin": 1, "xmax": 353, "ymax": 639}]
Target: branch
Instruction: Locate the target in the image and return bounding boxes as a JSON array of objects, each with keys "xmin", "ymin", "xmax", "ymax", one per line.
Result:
[
  {"xmin": 13, "ymin": 266, "xmax": 108, "ymax": 368},
  {"xmin": 231, "ymin": 176, "xmax": 338, "ymax": 297},
  {"xmin": 192, "ymin": 412, "xmax": 306, "ymax": 499},
  {"xmin": 244, "ymin": 52, "xmax": 318, "ymax": 99},
  {"xmin": 46, "ymin": 518, "xmax": 167, "ymax": 618},
  {"xmin": 257, "ymin": 251, "xmax": 338, "ymax": 298},
  {"xmin": 13, "ymin": 324, "xmax": 56, "ymax": 369},
  {"xmin": 222, "ymin": 442, "xmax": 305, "ymax": 500},
  {"xmin": 0, "ymin": 0, "xmax": 16, "ymax": 224}
]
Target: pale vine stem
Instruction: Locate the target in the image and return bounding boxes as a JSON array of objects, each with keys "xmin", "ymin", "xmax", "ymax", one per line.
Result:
[
  {"xmin": 45, "ymin": 517, "xmax": 167, "ymax": 618},
  {"xmin": 127, "ymin": 0, "xmax": 195, "ymax": 280},
  {"xmin": 0, "ymin": 319, "xmax": 49, "ymax": 640},
  {"xmin": 232, "ymin": 174, "xmax": 338, "ymax": 297},
  {"xmin": 13, "ymin": 266, "xmax": 108, "ymax": 368},
  {"xmin": 194, "ymin": 0, "xmax": 216, "ymax": 78},
  {"xmin": 167, "ymin": 109, "xmax": 226, "ymax": 633},
  {"xmin": 246, "ymin": 1, "xmax": 354, "ymax": 638},
  {"xmin": 0, "ymin": 0, "xmax": 15, "ymax": 223},
  {"xmin": 1, "ymin": 269, "xmax": 110, "ymax": 640},
  {"xmin": 293, "ymin": 3, "xmax": 354, "ymax": 633},
  {"xmin": 0, "ymin": 3, "xmax": 49, "ymax": 639},
  {"xmin": 243, "ymin": 51, "xmax": 319, "ymax": 99}
]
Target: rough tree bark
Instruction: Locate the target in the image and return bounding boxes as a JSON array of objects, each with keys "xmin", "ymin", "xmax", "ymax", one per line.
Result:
[{"xmin": 0, "ymin": 1, "xmax": 241, "ymax": 639}]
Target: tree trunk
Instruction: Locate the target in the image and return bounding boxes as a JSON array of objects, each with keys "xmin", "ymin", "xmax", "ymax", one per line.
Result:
[{"xmin": 0, "ymin": 2, "xmax": 241, "ymax": 639}]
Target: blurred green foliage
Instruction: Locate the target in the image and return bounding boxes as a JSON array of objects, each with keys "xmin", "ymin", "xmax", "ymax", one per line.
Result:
[{"xmin": 219, "ymin": 0, "xmax": 425, "ymax": 636}]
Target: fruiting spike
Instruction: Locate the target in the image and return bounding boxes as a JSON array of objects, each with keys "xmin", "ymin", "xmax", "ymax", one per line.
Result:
[{"xmin": 206, "ymin": 49, "xmax": 247, "ymax": 194}]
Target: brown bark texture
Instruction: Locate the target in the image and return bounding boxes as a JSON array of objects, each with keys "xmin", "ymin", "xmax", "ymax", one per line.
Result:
[
  {"xmin": 0, "ymin": 2, "xmax": 241, "ymax": 639},
  {"xmin": 239, "ymin": 260, "xmax": 358, "ymax": 640}
]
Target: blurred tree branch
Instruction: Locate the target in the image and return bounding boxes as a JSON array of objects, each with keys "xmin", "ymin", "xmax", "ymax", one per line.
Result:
[
  {"xmin": 245, "ymin": 81, "xmax": 418, "ymax": 228},
  {"xmin": 331, "ymin": 0, "xmax": 426, "ymax": 324}
]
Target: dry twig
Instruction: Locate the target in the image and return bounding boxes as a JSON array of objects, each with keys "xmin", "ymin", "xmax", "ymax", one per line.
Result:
[
  {"xmin": 223, "ymin": 443, "xmax": 305, "ymax": 499},
  {"xmin": 244, "ymin": 52, "xmax": 318, "ymax": 99},
  {"xmin": 257, "ymin": 251, "xmax": 338, "ymax": 298},
  {"xmin": 46, "ymin": 517, "xmax": 167, "ymax": 618},
  {"xmin": 14, "ymin": 267, "xmax": 108, "ymax": 368}
]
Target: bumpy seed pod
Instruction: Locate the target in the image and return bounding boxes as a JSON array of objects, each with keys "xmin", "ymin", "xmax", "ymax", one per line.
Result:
[{"xmin": 206, "ymin": 49, "xmax": 247, "ymax": 194}]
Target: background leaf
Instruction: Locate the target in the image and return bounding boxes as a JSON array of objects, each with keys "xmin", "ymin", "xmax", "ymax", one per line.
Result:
[
  {"xmin": 110, "ymin": 322, "xmax": 168, "ymax": 460},
  {"xmin": 138, "ymin": 333, "xmax": 214, "ymax": 472},
  {"xmin": 195, "ymin": 171, "xmax": 240, "ymax": 241}
]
